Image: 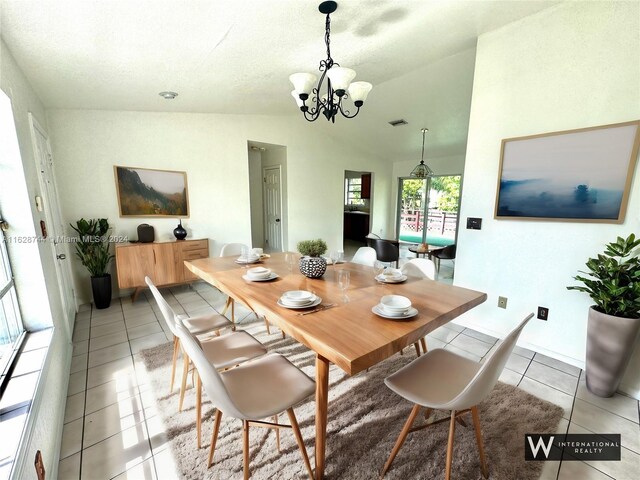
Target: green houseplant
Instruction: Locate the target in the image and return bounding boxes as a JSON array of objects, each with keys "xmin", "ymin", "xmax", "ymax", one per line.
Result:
[
  {"xmin": 567, "ymin": 233, "xmax": 640, "ymax": 397},
  {"xmin": 70, "ymin": 218, "xmax": 115, "ymax": 309},
  {"xmin": 297, "ymin": 239, "xmax": 328, "ymax": 278}
]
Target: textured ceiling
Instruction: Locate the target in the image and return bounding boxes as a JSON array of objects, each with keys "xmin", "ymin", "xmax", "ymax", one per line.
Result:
[{"xmin": 0, "ymin": 0, "xmax": 561, "ymax": 160}]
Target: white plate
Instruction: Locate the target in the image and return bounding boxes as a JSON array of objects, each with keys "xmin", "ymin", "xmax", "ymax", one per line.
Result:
[
  {"xmin": 235, "ymin": 257, "xmax": 261, "ymax": 264},
  {"xmin": 375, "ymin": 274, "xmax": 408, "ymax": 284},
  {"xmin": 278, "ymin": 296, "xmax": 322, "ymax": 309},
  {"xmin": 279, "ymin": 294, "xmax": 317, "ymax": 307},
  {"xmin": 242, "ymin": 273, "xmax": 279, "ymax": 282},
  {"xmin": 372, "ymin": 304, "xmax": 418, "ymax": 319}
]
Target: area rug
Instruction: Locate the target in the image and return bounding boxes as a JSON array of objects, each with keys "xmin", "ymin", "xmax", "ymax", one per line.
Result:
[{"xmin": 139, "ymin": 322, "xmax": 564, "ymax": 479}]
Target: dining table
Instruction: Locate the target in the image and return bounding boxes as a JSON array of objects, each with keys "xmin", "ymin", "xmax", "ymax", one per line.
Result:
[{"xmin": 184, "ymin": 252, "xmax": 487, "ymax": 479}]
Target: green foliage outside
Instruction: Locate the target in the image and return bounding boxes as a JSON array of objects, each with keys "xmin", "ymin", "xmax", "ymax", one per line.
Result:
[
  {"xmin": 69, "ymin": 218, "xmax": 114, "ymax": 277},
  {"xmin": 297, "ymin": 239, "xmax": 328, "ymax": 257},
  {"xmin": 567, "ymin": 234, "xmax": 640, "ymax": 318},
  {"xmin": 401, "ymin": 176, "xmax": 460, "ymax": 213},
  {"xmin": 431, "ymin": 176, "xmax": 461, "ymax": 213}
]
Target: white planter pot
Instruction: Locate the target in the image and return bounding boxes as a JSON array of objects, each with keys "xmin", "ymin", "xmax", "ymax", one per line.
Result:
[{"xmin": 586, "ymin": 306, "xmax": 640, "ymax": 397}]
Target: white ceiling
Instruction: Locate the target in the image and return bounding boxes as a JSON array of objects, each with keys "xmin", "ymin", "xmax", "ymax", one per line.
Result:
[{"xmin": 1, "ymin": 0, "xmax": 561, "ymax": 161}]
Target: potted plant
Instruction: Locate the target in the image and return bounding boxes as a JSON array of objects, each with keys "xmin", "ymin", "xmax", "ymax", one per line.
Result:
[
  {"xmin": 297, "ymin": 239, "xmax": 328, "ymax": 278},
  {"xmin": 567, "ymin": 233, "xmax": 640, "ymax": 397},
  {"xmin": 70, "ymin": 218, "xmax": 115, "ymax": 309}
]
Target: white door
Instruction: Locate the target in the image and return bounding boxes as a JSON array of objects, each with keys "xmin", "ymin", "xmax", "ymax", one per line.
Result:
[
  {"xmin": 263, "ymin": 166, "xmax": 283, "ymax": 252},
  {"xmin": 29, "ymin": 114, "xmax": 76, "ymax": 335}
]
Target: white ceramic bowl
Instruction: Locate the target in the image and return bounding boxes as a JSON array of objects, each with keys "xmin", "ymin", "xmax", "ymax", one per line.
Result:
[
  {"xmin": 380, "ymin": 295, "xmax": 412, "ymax": 312},
  {"xmin": 382, "ymin": 268, "xmax": 403, "ymax": 279},
  {"xmin": 247, "ymin": 267, "xmax": 271, "ymax": 278},
  {"xmin": 281, "ymin": 290, "xmax": 315, "ymax": 305}
]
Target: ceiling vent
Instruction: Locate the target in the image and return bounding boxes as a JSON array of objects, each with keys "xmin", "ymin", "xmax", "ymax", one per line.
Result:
[{"xmin": 388, "ymin": 119, "xmax": 408, "ymax": 127}]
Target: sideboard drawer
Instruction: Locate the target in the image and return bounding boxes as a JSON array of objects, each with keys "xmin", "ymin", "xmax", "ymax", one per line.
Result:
[
  {"xmin": 182, "ymin": 248, "xmax": 208, "ymax": 260},
  {"xmin": 181, "ymin": 239, "xmax": 208, "ymax": 251}
]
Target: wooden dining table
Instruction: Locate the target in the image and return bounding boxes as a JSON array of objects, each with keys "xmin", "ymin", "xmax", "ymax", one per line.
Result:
[{"xmin": 185, "ymin": 253, "xmax": 487, "ymax": 479}]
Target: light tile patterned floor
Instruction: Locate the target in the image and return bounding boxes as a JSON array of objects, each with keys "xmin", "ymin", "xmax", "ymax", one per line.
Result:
[{"xmin": 59, "ymin": 282, "xmax": 640, "ymax": 479}]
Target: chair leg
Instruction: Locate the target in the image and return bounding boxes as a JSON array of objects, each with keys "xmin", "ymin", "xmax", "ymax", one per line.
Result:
[
  {"xmin": 273, "ymin": 414, "xmax": 281, "ymax": 452},
  {"xmin": 423, "ymin": 407, "xmax": 433, "ymax": 421},
  {"xmin": 381, "ymin": 404, "xmax": 421, "ymax": 477},
  {"xmin": 231, "ymin": 300, "xmax": 236, "ymax": 331},
  {"xmin": 414, "ymin": 342, "xmax": 421, "ymax": 357},
  {"xmin": 178, "ymin": 349, "xmax": 190, "ymax": 411},
  {"xmin": 207, "ymin": 410, "xmax": 223, "ymax": 468},
  {"xmin": 445, "ymin": 410, "xmax": 457, "ymax": 480},
  {"xmin": 196, "ymin": 373, "xmax": 202, "ymax": 448},
  {"xmin": 420, "ymin": 337, "xmax": 428, "ymax": 354},
  {"xmin": 471, "ymin": 406, "xmax": 489, "ymax": 478},
  {"xmin": 264, "ymin": 317, "xmax": 271, "ymax": 335},
  {"xmin": 169, "ymin": 336, "xmax": 179, "ymax": 393},
  {"xmin": 287, "ymin": 408, "xmax": 314, "ymax": 479},
  {"xmin": 243, "ymin": 420, "xmax": 250, "ymax": 480}
]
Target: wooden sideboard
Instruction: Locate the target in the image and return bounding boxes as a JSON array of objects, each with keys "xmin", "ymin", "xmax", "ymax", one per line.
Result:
[{"xmin": 115, "ymin": 239, "xmax": 209, "ymax": 301}]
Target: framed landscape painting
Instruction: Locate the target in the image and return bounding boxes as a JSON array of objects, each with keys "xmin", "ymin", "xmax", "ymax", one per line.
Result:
[
  {"xmin": 114, "ymin": 166, "xmax": 189, "ymax": 217},
  {"xmin": 494, "ymin": 121, "xmax": 640, "ymax": 223}
]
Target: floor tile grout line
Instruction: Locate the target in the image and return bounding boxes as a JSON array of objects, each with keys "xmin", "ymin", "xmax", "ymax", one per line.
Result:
[
  {"xmin": 519, "ymin": 373, "xmax": 578, "ymax": 397},
  {"xmin": 529, "ymin": 357, "xmax": 581, "ymax": 378},
  {"xmin": 559, "ymin": 371, "xmax": 617, "ymax": 480},
  {"xmin": 120, "ymin": 295, "xmax": 157, "ymax": 479},
  {"xmin": 76, "ymin": 303, "xmax": 95, "ymax": 479},
  {"xmin": 571, "ymin": 392, "xmax": 640, "ymax": 426}
]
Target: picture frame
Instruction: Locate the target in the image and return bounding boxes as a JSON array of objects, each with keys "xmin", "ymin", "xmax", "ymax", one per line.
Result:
[
  {"xmin": 114, "ymin": 166, "xmax": 190, "ymax": 217},
  {"xmin": 494, "ymin": 120, "xmax": 640, "ymax": 223}
]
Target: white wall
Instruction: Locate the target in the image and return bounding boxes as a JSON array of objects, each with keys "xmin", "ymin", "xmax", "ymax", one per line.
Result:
[
  {"xmin": 454, "ymin": 2, "xmax": 640, "ymax": 396},
  {"xmin": 0, "ymin": 39, "xmax": 71, "ymax": 479},
  {"xmin": 45, "ymin": 109, "xmax": 392, "ymax": 303}
]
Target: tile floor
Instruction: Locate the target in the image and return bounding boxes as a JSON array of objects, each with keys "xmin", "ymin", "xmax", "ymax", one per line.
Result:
[{"xmin": 59, "ymin": 282, "xmax": 639, "ymax": 480}]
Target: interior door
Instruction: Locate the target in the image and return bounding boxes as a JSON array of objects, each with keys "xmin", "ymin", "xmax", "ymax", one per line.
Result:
[
  {"xmin": 30, "ymin": 114, "xmax": 76, "ymax": 335},
  {"xmin": 263, "ymin": 166, "xmax": 283, "ymax": 252}
]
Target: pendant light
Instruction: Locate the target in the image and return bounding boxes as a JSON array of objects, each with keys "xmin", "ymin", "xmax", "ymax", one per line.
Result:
[{"xmin": 411, "ymin": 128, "xmax": 434, "ymax": 178}]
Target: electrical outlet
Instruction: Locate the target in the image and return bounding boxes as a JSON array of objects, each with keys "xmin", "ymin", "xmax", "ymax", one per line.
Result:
[
  {"xmin": 498, "ymin": 296, "xmax": 508, "ymax": 309},
  {"xmin": 537, "ymin": 306, "xmax": 549, "ymax": 320}
]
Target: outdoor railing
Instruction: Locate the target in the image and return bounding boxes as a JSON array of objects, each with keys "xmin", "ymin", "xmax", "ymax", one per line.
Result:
[{"xmin": 400, "ymin": 209, "xmax": 457, "ymax": 235}]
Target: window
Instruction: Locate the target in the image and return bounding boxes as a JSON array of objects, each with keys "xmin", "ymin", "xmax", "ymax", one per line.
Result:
[
  {"xmin": 345, "ymin": 177, "xmax": 364, "ymax": 206},
  {"xmin": 0, "ymin": 219, "xmax": 24, "ymax": 379}
]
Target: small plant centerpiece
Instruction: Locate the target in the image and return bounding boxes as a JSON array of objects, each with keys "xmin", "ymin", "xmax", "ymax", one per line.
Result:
[
  {"xmin": 567, "ymin": 233, "xmax": 640, "ymax": 397},
  {"xmin": 297, "ymin": 239, "xmax": 328, "ymax": 278},
  {"xmin": 70, "ymin": 218, "xmax": 115, "ymax": 309}
]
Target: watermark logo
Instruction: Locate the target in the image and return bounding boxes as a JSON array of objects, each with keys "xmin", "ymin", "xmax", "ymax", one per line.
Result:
[{"xmin": 525, "ymin": 434, "xmax": 621, "ymax": 461}]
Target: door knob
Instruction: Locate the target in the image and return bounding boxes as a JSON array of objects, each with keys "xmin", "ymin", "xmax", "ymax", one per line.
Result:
[
  {"xmin": 57, "ymin": 254, "xmax": 66, "ymax": 260},
  {"xmin": 275, "ymin": 218, "xmax": 280, "ymax": 223}
]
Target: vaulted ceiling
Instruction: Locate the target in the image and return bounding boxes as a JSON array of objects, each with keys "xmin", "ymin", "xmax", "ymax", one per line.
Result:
[{"xmin": 1, "ymin": 0, "xmax": 561, "ymax": 161}]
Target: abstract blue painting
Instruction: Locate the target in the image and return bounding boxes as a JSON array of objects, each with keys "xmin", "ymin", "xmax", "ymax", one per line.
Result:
[{"xmin": 495, "ymin": 121, "xmax": 640, "ymax": 223}]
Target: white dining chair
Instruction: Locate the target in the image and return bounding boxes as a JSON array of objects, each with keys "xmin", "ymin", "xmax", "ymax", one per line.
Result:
[
  {"xmin": 219, "ymin": 242, "xmax": 280, "ymax": 336},
  {"xmin": 146, "ymin": 277, "xmax": 267, "ymax": 447},
  {"xmin": 219, "ymin": 243, "xmax": 249, "ymax": 329},
  {"xmin": 220, "ymin": 242, "xmax": 249, "ymax": 257},
  {"xmin": 381, "ymin": 313, "xmax": 534, "ymax": 479},
  {"xmin": 350, "ymin": 246, "xmax": 377, "ymax": 266},
  {"xmin": 401, "ymin": 258, "xmax": 436, "ymax": 280},
  {"xmin": 175, "ymin": 320, "xmax": 315, "ymax": 479}
]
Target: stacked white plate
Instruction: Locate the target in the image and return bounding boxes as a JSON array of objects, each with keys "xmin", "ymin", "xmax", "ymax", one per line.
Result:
[
  {"xmin": 235, "ymin": 253, "xmax": 261, "ymax": 264},
  {"xmin": 243, "ymin": 266, "xmax": 277, "ymax": 282},
  {"xmin": 372, "ymin": 295, "xmax": 418, "ymax": 319},
  {"xmin": 375, "ymin": 268, "xmax": 407, "ymax": 284},
  {"xmin": 277, "ymin": 290, "xmax": 322, "ymax": 309}
]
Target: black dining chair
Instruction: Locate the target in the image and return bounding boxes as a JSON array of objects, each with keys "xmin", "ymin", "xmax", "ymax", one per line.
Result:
[
  {"xmin": 366, "ymin": 238, "xmax": 400, "ymax": 268},
  {"xmin": 431, "ymin": 244, "xmax": 456, "ymax": 272}
]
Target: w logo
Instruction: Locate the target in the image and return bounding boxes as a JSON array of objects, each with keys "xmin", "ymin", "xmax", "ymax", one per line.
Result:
[{"xmin": 526, "ymin": 435, "xmax": 555, "ymax": 459}]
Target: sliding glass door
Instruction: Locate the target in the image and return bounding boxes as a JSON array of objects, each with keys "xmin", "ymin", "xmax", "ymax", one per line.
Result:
[
  {"xmin": 0, "ymin": 218, "xmax": 24, "ymax": 376},
  {"xmin": 396, "ymin": 175, "xmax": 461, "ymax": 247}
]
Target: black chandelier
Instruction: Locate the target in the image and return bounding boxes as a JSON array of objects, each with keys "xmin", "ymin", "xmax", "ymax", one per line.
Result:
[{"xmin": 289, "ymin": 1, "xmax": 372, "ymax": 123}]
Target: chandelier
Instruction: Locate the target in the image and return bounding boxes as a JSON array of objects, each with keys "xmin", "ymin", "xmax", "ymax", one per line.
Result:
[
  {"xmin": 411, "ymin": 128, "xmax": 435, "ymax": 178},
  {"xmin": 289, "ymin": 1, "xmax": 372, "ymax": 123}
]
